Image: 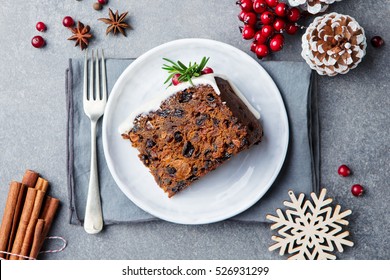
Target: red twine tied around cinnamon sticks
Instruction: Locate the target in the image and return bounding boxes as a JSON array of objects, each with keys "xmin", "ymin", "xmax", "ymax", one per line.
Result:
[{"xmin": 0, "ymin": 236, "xmax": 67, "ymax": 260}]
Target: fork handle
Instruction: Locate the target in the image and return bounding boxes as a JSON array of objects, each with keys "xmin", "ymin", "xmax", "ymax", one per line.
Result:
[{"xmin": 84, "ymin": 120, "xmax": 103, "ymax": 234}]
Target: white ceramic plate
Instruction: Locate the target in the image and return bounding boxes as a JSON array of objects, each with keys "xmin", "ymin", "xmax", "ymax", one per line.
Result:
[{"xmin": 102, "ymin": 38, "xmax": 289, "ymax": 225}]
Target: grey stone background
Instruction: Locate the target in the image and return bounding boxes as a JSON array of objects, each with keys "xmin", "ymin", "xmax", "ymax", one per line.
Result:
[{"xmin": 0, "ymin": 0, "xmax": 388, "ymax": 259}]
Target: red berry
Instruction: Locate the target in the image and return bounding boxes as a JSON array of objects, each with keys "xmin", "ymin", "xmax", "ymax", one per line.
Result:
[
  {"xmin": 338, "ymin": 165, "xmax": 351, "ymax": 177},
  {"xmin": 274, "ymin": 3, "xmax": 288, "ymax": 17},
  {"xmin": 287, "ymin": 8, "xmax": 300, "ymax": 22},
  {"xmin": 260, "ymin": 11, "xmax": 275, "ymax": 25},
  {"xmin": 250, "ymin": 41, "xmax": 257, "ymax": 52},
  {"xmin": 236, "ymin": 0, "xmax": 253, "ymax": 12},
  {"xmin": 351, "ymin": 184, "xmax": 364, "ymax": 197},
  {"xmin": 62, "ymin": 16, "xmax": 75, "ymax": 27},
  {"xmin": 255, "ymin": 44, "xmax": 269, "ymax": 58},
  {"xmin": 241, "ymin": 25, "xmax": 255, "ymax": 40},
  {"xmin": 265, "ymin": 0, "xmax": 279, "ymax": 8},
  {"xmin": 172, "ymin": 73, "xmax": 181, "ymax": 86},
  {"xmin": 254, "ymin": 31, "xmax": 268, "ymax": 44},
  {"xmin": 98, "ymin": 0, "xmax": 107, "ymax": 4},
  {"xmin": 261, "ymin": 25, "xmax": 274, "ymax": 38},
  {"xmin": 273, "ymin": 18, "xmax": 286, "ymax": 32},
  {"xmin": 253, "ymin": 0, "xmax": 267, "ymax": 13},
  {"xmin": 285, "ymin": 22, "xmax": 299, "ymax": 35},
  {"xmin": 201, "ymin": 67, "xmax": 214, "ymax": 74},
  {"xmin": 243, "ymin": 12, "xmax": 257, "ymax": 26},
  {"xmin": 269, "ymin": 34, "xmax": 284, "ymax": 52},
  {"xmin": 273, "ymin": 33, "xmax": 285, "ymax": 42},
  {"xmin": 31, "ymin": 35, "xmax": 45, "ymax": 48},
  {"xmin": 371, "ymin": 36, "xmax": 385, "ymax": 48},
  {"xmin": 238, "ymin": 11, "xmax": 247, "ymax": 22},
  {"xmin": 36, "ymin": 22, "xmax": 46, "ymax": 32}
]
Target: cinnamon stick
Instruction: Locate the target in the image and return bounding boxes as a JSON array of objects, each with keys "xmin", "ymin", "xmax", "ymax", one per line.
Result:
[
  {"xmin": 17, "ymin": 178, "xmax": 49, "ymax": 259},
  {"xmin": 35, "ymin": 177, "xmax": 49, "ymax": 193},
  {"xmin": 29, "ymin": 219, "xmax": 45, "ymax": 260},
  {"xmin": 6, "ymin": 170, "xmax": 39, "ymax": 258},
  {"xmin": 9, "ymin": 187, "xmax": 37, "ymax": 260},
  {"xmin": 0, "ymin": 182, "xmax": 21, "ymax": 259},
  {"xmin": 5, "ymin": 183, "xmax": 27, "ymax": 259},
  {"xmin": 21, "ymin": 170, "xmax": 39, "ymax": 188},
  {"xmin": 38, "ymin": 197, "xmax": 60, "ymax": 250},
  {"xmin": 18, "ymin": 190, "xmax": 46, "ymax": 259}
]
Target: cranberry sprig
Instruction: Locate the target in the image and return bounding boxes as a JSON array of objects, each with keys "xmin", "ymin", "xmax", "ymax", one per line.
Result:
[
  {"xmin": 162, "ymin": 57, "xmax": 213, "ymax": 87},
  {"xmin": 237, "ymin": 0, "xmax": 302, "ymax": 59}
]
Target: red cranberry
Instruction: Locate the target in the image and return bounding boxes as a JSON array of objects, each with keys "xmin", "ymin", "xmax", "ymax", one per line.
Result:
[
  {"xmin": 31, "ymin": 36, "xmax": 45, "ymax": 48},
  {"xmin": 338, "ymin": 165, "xmax": 351, "ymax": 177},
  {"xmin": 62, "ymin": 16, "xmax": 75, "ymax": 27},
  {"xmin": 201, "ymin": 67, "xmax": 214, "ymax": 74},
  {"xmin": 265, "ymin": 0, "xmax": 279, "ymax": 7},
  {"xmin": 351, "ymin": 184, "xmax": 364, "ymax": 197},
  {"xmin": 250, "ymin": 41, "xmax": 258, "ymax": 52},
  {"xmin": 273, "ymin": 18, "xmax": 286, "ymax": 32},
  {"xmin": 272, "ymin": 33, "xmax": 284, "ymax": 42},
  {"xmin": 255, "ymin": 44, "xmax": 269, "ymax": 58},
  {"xmin": 98, "ymin": 0, "xmax": 107, "ymax": 4},
  {"xmin": 261, "ymin": 25, "xmax": 274, "ymax": 38},
  {"xmin": 371, "ymin": 36, "xmax": 385, "ymax": 48},
  {"xmin": 253, "ymin": 0, "xmax": 267, "ymax": 13},
  {"xmin": 172, "ymin": 74, "xmax": 181, "ymax": 86},
  {"xmin": 255, "ymin": 31, "xmax": 268, "ymax": 44},
  {"xmin": 238, "ymin": 10, "xmax": 247, "ymax": 22},
  {"xmin": 287, "ymin": 8, "xmax": 300, "ymax": 22},
  {"xmin": 260, "ymin": 11, "xmax": 275, "ymax": 25},
  {"xmin": 285, "ymin": 22, "xmax": 299, "ymax": 35},
  {"xmin": 36, "ymin": 22, "xmax": 46, "ymax": 32},
  {"xmin": 269, "ymin": 34, "xmax": 284, "ymax": 52},
  {"xmin": 274, "ymin": 3, "xmax": 288, "ymax": 17},
  {"xmin": 243, "ymin": 12, "xmax": 257, "ymax": 26},
  {"xmin": 241, "ymin": 25, "xmax": 255, "ymax": 40},
  {"xmin": 273, "ymin": 33, "xmax": 284, "ymax": 39},
  {"xmin": 236, "ymin": 0, "xmax": 253, "ymax": 12}
]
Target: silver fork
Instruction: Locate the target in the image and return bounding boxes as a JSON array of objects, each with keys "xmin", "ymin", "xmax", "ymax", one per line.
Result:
[{"xmin": 83, "ymin": 49, "xmax": 107, "ymax": 234}]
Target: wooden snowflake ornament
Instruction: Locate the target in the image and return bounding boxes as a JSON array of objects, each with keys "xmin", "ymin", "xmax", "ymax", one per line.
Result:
[{"xmin": 267, "ymin": 188, "xmax": 353, "ymax": 260}]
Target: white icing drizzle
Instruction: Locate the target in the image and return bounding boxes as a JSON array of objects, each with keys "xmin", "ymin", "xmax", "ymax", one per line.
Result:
[{"xmin": 118, "ymin": 74, "xmax": 260, "ymax": 134}]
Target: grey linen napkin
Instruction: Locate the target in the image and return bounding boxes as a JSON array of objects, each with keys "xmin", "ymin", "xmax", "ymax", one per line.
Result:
[{"xmin": 66, "ymin": 58, "xmax": 319, "ymax": 225}]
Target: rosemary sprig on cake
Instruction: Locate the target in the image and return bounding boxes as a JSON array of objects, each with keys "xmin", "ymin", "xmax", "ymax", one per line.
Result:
[{"xmin": 162, "ymin": 57, "xmax": 213, "ymax": 87}]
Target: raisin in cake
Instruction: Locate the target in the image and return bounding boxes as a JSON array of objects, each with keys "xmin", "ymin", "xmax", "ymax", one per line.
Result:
[{"xmin": 120, "ymin": 74, "xmax": 262, "ymax": 197}]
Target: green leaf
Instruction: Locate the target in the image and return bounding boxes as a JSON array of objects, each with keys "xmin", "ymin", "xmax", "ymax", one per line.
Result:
[
  {"xmin": 163, "ymin": 73, "xmax": 175, "ymax": 84},
  {"xmin": 197, "ymin": 57, "xmax": 209, "ymax": 72},
  {"xmin": 163, "ymin": 58, "xmax": 178, "ymax": 66},
  {"xmin": 177, "ymin": 61, "xmax": 187, "ymax": 70}
]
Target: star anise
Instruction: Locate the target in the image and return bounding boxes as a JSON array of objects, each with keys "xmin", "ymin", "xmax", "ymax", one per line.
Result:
[
  {"xmin": 99, "ymin": 8, "xmax": 131, "ymax": 36},
  {"xmin": 68, "ymin": 21, "xmax": 92, "ymax": 50}
]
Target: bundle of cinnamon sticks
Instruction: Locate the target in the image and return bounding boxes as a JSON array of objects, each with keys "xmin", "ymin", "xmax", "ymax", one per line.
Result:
[{"xmin": 0, "ymin": 170, "xmax": 60, "ymax": 260}]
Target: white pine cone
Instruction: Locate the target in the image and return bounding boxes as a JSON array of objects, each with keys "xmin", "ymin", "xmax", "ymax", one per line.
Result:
[
  {"xmin": 301, "ymin": 12, "xmax": 367, "ymax": 76},
  {"xmin": 288, "ymin": 0, "xmax": 342, "ymax": 14}
]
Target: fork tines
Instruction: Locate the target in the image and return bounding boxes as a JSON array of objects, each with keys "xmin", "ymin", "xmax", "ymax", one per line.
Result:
[{"xmin": 83, "ymin": 49, "xmax": 107, "ymax": 102}]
